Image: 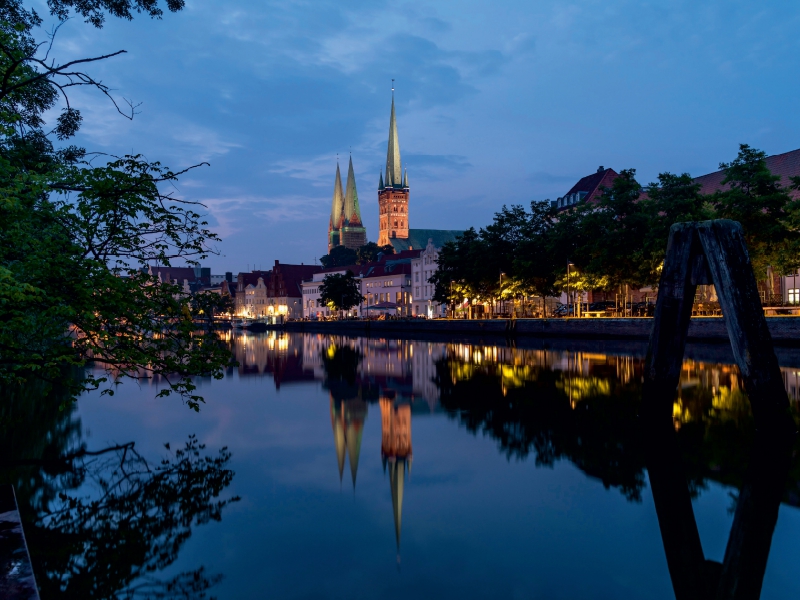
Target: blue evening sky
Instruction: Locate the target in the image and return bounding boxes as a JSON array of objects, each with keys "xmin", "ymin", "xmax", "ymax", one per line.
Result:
[{"xmin": 36, "ymin": 0, "xmax": 800, "ymax": 272}]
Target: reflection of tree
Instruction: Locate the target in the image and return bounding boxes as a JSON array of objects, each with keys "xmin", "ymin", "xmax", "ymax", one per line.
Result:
[
  {"xmin": 434, "ymin": 358, "xmax": 647, "ymax": 500},
  {"xmin": 0, "ymin": 380, "xmax": 238, "ymax": 599},
  {"xmin": 320, "ymin": 344, "xmax": 379, "ymax": 403},
  {"xmin": 434, "ymin": 355, "xmax": 800, "ymax": 505}
]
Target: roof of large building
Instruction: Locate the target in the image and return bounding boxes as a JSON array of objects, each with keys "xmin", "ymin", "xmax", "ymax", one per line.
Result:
[
  {"xmin": 554, "ymin": 167, "xmax": 620, "ymax": 211},
  {"xmin": 693, "ymin": 148, "xmax": 800, "ymax": 198},
  {"xmin": 274, "ymin": 262, "xmax": 323, "ymax": 296},
  {"xmin": 388, "ymin": 229, "xmax": 464, "ymax": 252}
]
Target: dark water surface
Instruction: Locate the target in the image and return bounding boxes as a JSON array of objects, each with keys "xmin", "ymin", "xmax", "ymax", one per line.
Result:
[{"xmin": 8, "ymin": 332, "xmax": 800, "ymax": 599}]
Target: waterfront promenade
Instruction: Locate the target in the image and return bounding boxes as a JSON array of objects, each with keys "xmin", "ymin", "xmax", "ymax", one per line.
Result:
[{"xmin": 284, "ymin": 316, "xmax": 800, "ymax": 345}]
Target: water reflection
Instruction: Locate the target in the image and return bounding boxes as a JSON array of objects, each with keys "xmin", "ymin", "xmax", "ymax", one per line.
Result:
[
  {"xmin": 0, "ymin": 377, "xmax": 238, "ymax": 599},
  {"xmin": 229, "ymin": 332, "xmax": 800, "ymax": 579}
]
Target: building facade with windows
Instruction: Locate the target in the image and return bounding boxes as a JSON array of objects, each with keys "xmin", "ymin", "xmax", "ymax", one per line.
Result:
[{"xmin": 410, "ymin": 238, "xmax": 447, "ymax": 318}]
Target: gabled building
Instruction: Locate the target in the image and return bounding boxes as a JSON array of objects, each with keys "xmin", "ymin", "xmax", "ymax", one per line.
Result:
[
  {"xmin": 145, "ymin": 265, "xmax": 211, "ymax": 293},
  {"xmin": 301, "ymin": 250, "xmax": 419, "ymax": 319},
  {"xmin": 553, "ymin": 166, "xmax": 619, "ymax": 211}
]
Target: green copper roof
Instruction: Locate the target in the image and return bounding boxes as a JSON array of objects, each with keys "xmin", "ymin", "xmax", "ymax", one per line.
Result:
[
  {"xmin": 330, "ymin": 163, "xmax": 344, "ymax": 228},
  {"xmin": 344, "ymin": 156, "xmax": 363, "ymax": 226},
  {"xmin": 385, "ymin": 96, "xmax": 402, "ymax": 188},
  {"xmin": 378, "ymin": 171, "xmax": 384, "ymax": 191},
  {"xmin": 402, "ymin": 169, "xmax": 408, "ymax": 188},
  {"xmin": 388, "ymin": 229, "xmax": 464, "ymax": 252}
]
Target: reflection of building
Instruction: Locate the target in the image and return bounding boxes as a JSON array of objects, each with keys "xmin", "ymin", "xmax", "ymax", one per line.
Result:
[
  {"xmin": 330, "ymin": 394, "xmax": 367, "ymax": 487},
  {"xmin": 230, "ymin": 332, "xmax": 316, "ymax": 388},
  {"xmin": 380, "ymin": 397, "xmax": 412, "ymax": 553}
]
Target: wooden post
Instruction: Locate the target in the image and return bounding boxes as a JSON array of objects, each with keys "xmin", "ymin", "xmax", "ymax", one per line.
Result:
[
  {"xmin": 643, "ymin": 220, "xmax": 793, "ymax": 432},
  {"xmin": 643, "ymin": 220, "xmax": 796, "ymax": 600}
]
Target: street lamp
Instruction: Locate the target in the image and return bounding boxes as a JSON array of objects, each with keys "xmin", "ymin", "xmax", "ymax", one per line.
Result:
[{"xmin": 566, "ymin": 260, "xmax": 572, "ymax": 318}]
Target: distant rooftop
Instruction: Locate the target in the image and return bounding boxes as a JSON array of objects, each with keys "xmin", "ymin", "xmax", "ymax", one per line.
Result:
[{"xmin": 388, "ymin": 229, "xmax": 464, "ymax": 252}]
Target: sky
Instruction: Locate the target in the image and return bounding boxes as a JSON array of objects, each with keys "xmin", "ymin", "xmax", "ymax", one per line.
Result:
[{"xmin": 33, "ymin": 0, "xmax": 800, "ymax": 272}]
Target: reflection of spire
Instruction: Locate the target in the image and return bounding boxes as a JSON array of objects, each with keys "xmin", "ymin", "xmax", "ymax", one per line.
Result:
[
  {"xmin": 388, "ymin": 458, "xmax": 409, "ymax": 551},
  {"xmin": 345, "ymin": 399, "xmax": 367, "ymax": 488},
  {"xmin": 330, "ymin": 397, "xmax": 346, "ymax": 483},
  {"xmin": 380, "ymin": 398, "xmax": 413, "ymax": 554},
  {"xmin": 330, "ymin": 394, "xmax": 368, "ymax": 489}
]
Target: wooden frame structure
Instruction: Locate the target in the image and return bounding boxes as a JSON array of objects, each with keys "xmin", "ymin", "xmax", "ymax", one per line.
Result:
[{"xmin": 642, "ymin": 220, "xmax": 796, "ymax": 600}]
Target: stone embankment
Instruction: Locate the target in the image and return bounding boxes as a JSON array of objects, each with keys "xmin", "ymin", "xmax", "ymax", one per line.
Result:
[{"xmin": 283, "ymin": 317, "xmax": 800, "ymax": 345}]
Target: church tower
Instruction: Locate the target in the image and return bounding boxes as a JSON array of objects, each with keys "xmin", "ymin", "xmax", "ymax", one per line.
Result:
[
  {"xmin": 378, "ymin": 92, "xmax": 409, "ymax": 247},
  {"xmin": 327, "ymin": 162, "xmax": 345, "ymax": 253},
  {"xmin": 339, "ymin": 156, "xmax": 368, "ymax": 249}
]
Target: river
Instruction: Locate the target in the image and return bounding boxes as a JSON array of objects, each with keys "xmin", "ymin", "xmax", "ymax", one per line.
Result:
[{"xmin": 6, "ymin": 331, "xmax": 800, "ymax": 599}]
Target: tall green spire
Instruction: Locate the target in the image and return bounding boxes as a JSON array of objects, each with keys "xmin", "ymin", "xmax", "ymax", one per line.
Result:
[
  {"xmin": 344, "ymin": 156, "xmax": 363, "ymax": 226},
  {"xmin": 379, "ymin": 171, "xmax": 384, "ymax": 191},
  {"xmin": 403, "ymin": 168, "xmax": 408, "ymax": 189},
  {"xmin": 330, "ymin": 162, "xmax": 344, "ymax": 227},
  {"xmin": 385, "ymin": 95, "xmax": 402, "ymax": 188}
]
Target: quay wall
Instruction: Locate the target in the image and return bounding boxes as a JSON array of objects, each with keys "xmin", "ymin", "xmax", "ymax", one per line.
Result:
[{"xmin": 282, "ymin": 317, "xmax": 800, "ymax": 345}]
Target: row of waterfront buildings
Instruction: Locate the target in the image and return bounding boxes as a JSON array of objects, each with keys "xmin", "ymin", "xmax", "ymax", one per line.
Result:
[{"xmin": 148, "ymin": 90, "xmax": 800, "ymax": 316}]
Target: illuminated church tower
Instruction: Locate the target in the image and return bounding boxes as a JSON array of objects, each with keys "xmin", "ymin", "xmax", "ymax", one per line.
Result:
[
  {"xmin": 328, "ymin": 157, "xmax": 367, "ymax": 252},
  {"xmin": 378, "ymin": 90, "xmax": 409, "ymax": 247},
  {"xmin": 340, "ymin": 156, "xmax": 368, "ymax": 249},
  {"xmin": 327, "ymin": 163, "xmax": 344, "ymax": 252}
]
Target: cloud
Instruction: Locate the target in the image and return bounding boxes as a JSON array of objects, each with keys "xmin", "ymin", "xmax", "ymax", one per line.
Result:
[{"xmin": 201, "ymin": 193, "xmax": 327, "ymax": 239}]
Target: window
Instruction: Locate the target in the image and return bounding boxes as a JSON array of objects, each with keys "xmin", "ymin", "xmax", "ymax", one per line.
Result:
[
  {"xmin": 415, "ymin": 286, "xmax": 420, "ymax": 296},
  {"xmin": 415, "ymin": 273, "xmax": 419, "ymax": 282},
  {"xmin": 790, "ymin": 289, "xmax": 800, "ymax": 305}
]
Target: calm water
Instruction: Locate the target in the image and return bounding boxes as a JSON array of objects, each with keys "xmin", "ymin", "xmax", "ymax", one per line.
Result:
[{"xmin": 7, "ymin": 332, "xmax": 800, "ymax": 599}]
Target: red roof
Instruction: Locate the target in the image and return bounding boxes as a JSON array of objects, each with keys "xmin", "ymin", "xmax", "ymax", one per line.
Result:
[
  {"xmin": 693, "ymin": 148, "xmax": 800, "ymax": 199},
  {"xmin": 273, "ymin": 262, "xmax": 323, "ymax": 297},
  {"xmin": 558, "ymin": 167, "xmax": 620, "ymax": 210}
]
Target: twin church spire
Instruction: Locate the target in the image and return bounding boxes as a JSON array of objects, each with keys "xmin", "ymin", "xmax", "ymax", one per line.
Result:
[
  {"xmin": 328, "ymin": 156, "xmax": 366, "ymax": 252},
  {"xmin": 328, "ymin": 88, "xmax": 410, "ymax": 253}
]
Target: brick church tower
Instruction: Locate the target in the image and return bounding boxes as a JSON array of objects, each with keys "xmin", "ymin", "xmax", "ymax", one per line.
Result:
[{"xmin": 378, "ymin": 93, "xmax": 409, "ymax": 247}]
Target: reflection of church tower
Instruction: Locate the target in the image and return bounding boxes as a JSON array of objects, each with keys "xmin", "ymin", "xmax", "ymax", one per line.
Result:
[
  {"xmin": 378, "ymin": 90, "xmax": 410, "ymax": 247},
  {"xmin": 330, "ymin": 397, "xmax": 347, "ymax": 482},
  {"xmin": 380, "ymin": 397, "xmax": 412, "ymax": 553},
  {"xmin": 329, "ymin": 394, "xmax": 367, "ymax": 488}
]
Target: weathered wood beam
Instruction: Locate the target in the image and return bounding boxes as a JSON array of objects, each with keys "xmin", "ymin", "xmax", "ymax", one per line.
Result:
[{"xmin": 695, "ymin": 220, "xmax": 793, "ymax": 430}]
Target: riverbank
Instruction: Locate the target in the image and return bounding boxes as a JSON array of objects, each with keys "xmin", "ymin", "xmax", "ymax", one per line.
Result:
[{"xmin": 281, "ymin": 316, "xmax": 800, "ymax": 345}]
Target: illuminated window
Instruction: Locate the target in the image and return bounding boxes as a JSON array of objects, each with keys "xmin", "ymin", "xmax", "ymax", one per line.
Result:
[{"xmin": 790, "ymin": 289, "xmax": 800, "ymax": 305}]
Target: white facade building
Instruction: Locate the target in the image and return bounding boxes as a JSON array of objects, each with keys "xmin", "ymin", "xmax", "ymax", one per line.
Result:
[
  {"xmin": 301, "ymin": 251, "xmax": 419, "ymax": 319},
  {"xmin": 410, "ymin": 238, "xmax": 447, "ymax": 318}
]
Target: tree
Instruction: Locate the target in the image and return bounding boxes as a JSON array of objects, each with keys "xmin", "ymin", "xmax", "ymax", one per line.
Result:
[
  {"xmin": 431, "ymin": 227, "xmax": 486, "ymax": 314},
  {"xmin": 356, "ymin": 241, "xmax": 394, "ymax": 264},
  {"xmin": 319, "ymin": 271, "xmax": 363, "ymax": 315},
  {"xmin": 642, "ymin": 172, "xmax": 711, "ymax": 276},
  {"xmin": 0, "ymin": 0, "xmax": 232, "ymax": 408},
  {"xmin": 711, "ymin": 144, "xmax": 799, "ymax": 278},
  {"xmin": 319, "ymin": 245, "xmax": 357, "ymax": 268}
]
